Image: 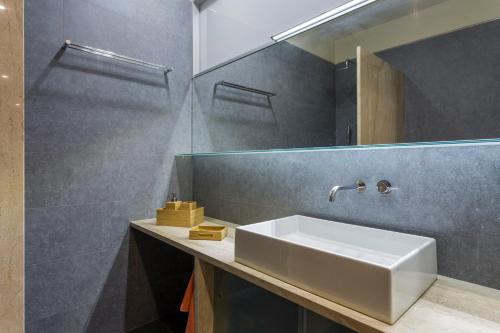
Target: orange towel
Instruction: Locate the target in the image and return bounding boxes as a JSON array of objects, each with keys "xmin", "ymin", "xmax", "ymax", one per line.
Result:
[{"xmin": 180, "ymin": 273, "xmax": 195, "ymax": 333}]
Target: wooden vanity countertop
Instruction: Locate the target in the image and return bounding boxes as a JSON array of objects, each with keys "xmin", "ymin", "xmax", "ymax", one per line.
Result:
[{"xmin": 131, "ymin": 218, "xmax": 500, "ymax": 333}]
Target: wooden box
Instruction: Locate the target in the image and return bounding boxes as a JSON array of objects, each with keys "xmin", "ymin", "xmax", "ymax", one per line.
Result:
[
  {"xmin": 189, "ymin": 225, "xmax": 227, "ymax": 241},
  {"xmin": 157, "ymin": 201, "xmax": 204, "ymax": 227}
]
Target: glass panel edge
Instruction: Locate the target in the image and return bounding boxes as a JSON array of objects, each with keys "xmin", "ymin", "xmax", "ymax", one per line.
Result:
[{"xmin": 178, "ymin": 138, "xmax": 500, "ymax": 157}]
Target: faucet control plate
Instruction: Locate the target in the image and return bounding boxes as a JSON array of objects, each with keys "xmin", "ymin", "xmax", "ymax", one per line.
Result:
[{"xmin": 377, "ymin": 180, "xmax": 392, "ymax": 194}]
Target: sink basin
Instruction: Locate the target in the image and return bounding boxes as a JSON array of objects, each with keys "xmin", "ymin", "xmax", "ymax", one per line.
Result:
[{"xmin": 234, "ymin": 215, "xmax": 437, "ymax": 324}]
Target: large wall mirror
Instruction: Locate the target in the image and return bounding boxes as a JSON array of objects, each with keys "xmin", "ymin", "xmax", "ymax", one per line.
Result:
[{"xmin": 192, "ymin": 0, "xmax": 500, "ymax": 154}]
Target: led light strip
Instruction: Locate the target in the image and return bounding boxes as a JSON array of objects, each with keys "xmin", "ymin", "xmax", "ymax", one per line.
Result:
[{"xmin": 271, "ymin": 0, "xmax": 378, "ymax": 42}]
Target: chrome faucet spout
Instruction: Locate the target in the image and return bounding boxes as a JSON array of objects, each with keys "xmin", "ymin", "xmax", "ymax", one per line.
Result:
[
  {"xmin": 329, "ymin": 180, "xmax": 366, "ymax": 202},
  {"xmin": 329, "ymin": 185, "xmax": 355, "ymax": 202}
]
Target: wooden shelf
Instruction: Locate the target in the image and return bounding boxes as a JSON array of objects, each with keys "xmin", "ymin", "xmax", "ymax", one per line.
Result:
[{"xmin": 131, "ymin": 218, "xmax": 500, "ymax": 333}]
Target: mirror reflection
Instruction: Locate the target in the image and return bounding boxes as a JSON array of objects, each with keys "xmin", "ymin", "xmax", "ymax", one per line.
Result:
[{"xmin": 192, "ymin": 0, "xmax": 500, "ymax": 153}]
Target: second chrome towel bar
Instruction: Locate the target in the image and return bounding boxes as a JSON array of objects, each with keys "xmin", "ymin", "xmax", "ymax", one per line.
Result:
[{"xmin": 215, "ymin": 81, "xmax": 276, "ymax": 97}]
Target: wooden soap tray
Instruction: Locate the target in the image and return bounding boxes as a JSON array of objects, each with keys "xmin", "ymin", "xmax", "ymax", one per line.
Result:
[
  {"xmin": 156, "ymin": 201, "xmax": 204, "ymax": 227},
  {"xmin": 189, "ymin": 225, "xmax": 227, "ymax": 241}
]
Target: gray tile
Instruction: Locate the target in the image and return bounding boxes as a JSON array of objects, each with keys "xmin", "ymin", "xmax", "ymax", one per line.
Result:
[
  {"xmin": 26, "ymin": 149, "xmax": 188, "ymax": 210},
  {"xmin": 192, "ymin": 41, "xmax": 336, "ymax": 153},
  {"xmin": 173, "ymin": 155, "xmax": 193, "ymax": 200},
  {"xmin": 26, "ymin": 303, "xmax": 94, "ymax": 333},
  {"xmin": 477, "ymin": 216, "xmax": 500, "ymax": 289},
  {"xmin": 192, "ymin": 142, "xmax": 500, "ymax": 289},
  {"xmin": 26, "ymin": 202, "xmax": 126, "ymax": 266},
  {"xmin": 85, "ymin": 292, "xmax": 127, "ymax": 333},
  {"xmin": 26, "ymin": 250, "xmax": 110, "ymax": 322},
  {"xmin": 24, "ymin": 0, "xmax": 63, "ymax": 43},
  {"xmin": 378, "ymin": 19, "xmax": 500, "ymax": 142},
  {"xmin": 25, "ymin": 0, "xmax": 193, "ymax": 329}
]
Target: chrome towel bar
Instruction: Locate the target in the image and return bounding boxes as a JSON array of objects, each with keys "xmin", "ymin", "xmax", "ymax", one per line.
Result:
[
  {"xmin": 62, "ymin": 40, "xmax": 173, "ymax": 74},
  {"xmin": 215, "ymin": 81, "xmax": 276, "ymax": 97}
]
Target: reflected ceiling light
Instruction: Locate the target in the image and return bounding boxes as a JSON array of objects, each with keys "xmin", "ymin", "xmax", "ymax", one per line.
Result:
[
  {"xmin": 271, "ymin": 0, "xmax": 378, "ymax": 42},
  {"xmin": 1, "ymin": 75, "xmax": 8, "ymax": 79},
  {"xmin": 0, "ymin": 5, "xmax": 5, "ymax": 10},
  {"xmin": 15, "ymin": 103, "xmax": 21, "ymax": 107}
]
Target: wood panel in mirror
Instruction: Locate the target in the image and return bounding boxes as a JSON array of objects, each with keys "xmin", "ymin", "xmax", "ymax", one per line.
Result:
[{"xmin": 357, "ymin": 47, "xmax": 405, "ymax": 145}]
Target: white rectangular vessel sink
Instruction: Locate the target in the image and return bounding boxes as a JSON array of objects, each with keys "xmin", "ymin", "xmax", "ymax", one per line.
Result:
[{"xmin": 235, "ymin": 215, "xmax": 437, "ymax": 324}]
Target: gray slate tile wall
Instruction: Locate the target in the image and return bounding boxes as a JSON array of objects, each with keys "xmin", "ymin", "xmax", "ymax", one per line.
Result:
[
  {"xmin": 25, "ymin": 0, "xmax": 193, "ymax": 331},
  {"xmin": 192, "ymin": 42, "xmax": 336, "ymax": 153},
  {"xmin": 193, "ymin": 142, "xmax": 500, "ymax": 290},
  {"xmin": 382, "ymin": 19, "xmax": 500, "ymax": 142}
]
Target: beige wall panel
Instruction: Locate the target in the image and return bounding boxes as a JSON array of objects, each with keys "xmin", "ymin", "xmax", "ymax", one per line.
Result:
[{"xmin": 0, "ymin": 0, "xmax": 24, "ymax": 332}]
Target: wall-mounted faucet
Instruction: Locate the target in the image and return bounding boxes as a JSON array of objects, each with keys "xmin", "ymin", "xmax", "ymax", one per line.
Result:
[{"xmin": 329, "ymin": 180, "xmax": 366, "ymax": 202}]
